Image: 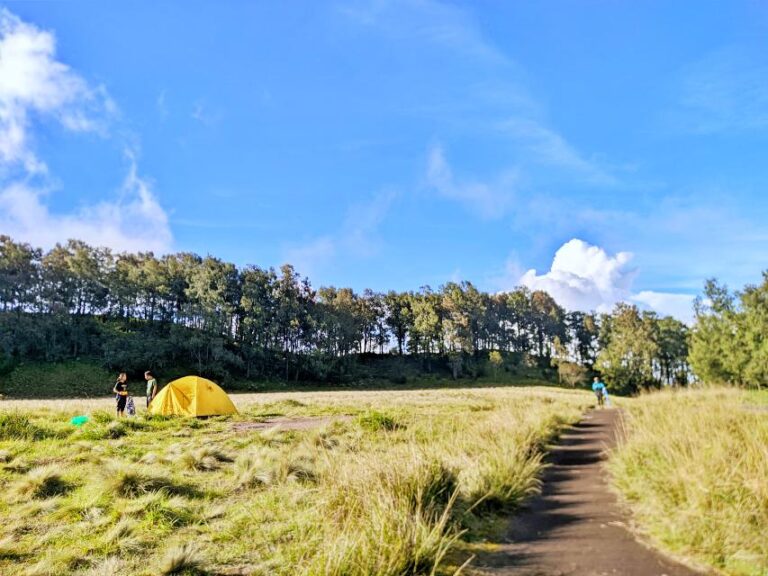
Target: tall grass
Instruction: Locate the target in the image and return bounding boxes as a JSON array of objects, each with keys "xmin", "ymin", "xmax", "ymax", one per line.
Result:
[
  {"xmin": 610, "ymin": 388, "xmax": 768, "ymax": 576},
  {"xmin": 0, "ymin": 386, "xmax": 590, "ymax": 575}
]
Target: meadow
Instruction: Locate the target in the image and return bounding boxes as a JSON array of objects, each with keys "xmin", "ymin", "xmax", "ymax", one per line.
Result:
[
  {"xmin": 610, "ymin": 388, "xmax": 768, "ymax": 576},
  {"xmin": 0, "ymin": 386, "xmax": 592, "ymax": 575}
]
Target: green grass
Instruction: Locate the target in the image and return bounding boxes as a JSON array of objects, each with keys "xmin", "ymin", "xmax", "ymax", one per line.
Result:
[
  {"xmin": 0, "ymin": 385, "xmax": 592, "ymax": 575},
  {"xmin": 610, "ymin": 388, "xmax": 768, "ymax": 576}
]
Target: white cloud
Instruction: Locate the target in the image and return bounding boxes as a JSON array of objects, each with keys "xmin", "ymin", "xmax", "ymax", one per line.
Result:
[
  {"xmin": 519, "ymin": 239, "xmax": 636, "ymax": 313},
  {"xmin": 514, "ymin": 238, "xmax": 694, "ymax": 322},
  {"xmin": 0, "ymin": 9, "xmax": 172, "ymax": 253},
  {"xmin": 632, "ymin": 291, "xmax": 695, "ymax": 324},
  {"xmin": 0, "ymin": 154, "xmax": 172, "ymax": 253},
  {"xmin": 0, "ymin": 9, "xmax": 113, "ymax": 173},
  {"xmin": 426, "ymin": 145, "xmax": 516, "ymax": 219}
]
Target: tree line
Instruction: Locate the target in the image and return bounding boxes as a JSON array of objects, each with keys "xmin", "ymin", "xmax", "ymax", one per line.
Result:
[{"xmin": 0, "ymin": 235, "xmax": 693, "ymax": 393}]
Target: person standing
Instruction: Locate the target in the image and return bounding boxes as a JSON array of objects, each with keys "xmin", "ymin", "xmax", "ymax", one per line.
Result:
[
  {"xmin": 113, "ymin": 372, "xmax": 129, "ymax": 417},
  {"xmin": 145, "ymin": 371, "xmax": 158, "ymax": 408},
  {"xmin": 591, "ymin": 376, "xmax": 607, "ymax": 407}
]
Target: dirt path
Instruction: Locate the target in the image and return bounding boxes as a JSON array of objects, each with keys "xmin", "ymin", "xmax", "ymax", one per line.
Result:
[
  {"xmin": 470, "ymin": 408, "xmax": 706, "ymax": 576},
  {"xmin": 231, "ymin": 415, "xmax": 352, "ymax": 432}
]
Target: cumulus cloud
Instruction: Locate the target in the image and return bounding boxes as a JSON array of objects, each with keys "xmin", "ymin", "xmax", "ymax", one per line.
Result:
[
  {"xmin": 519, "ymin": 239, "xmax": 636, "ymax": 313},
  {"xmin": 515, "ymin": 239, "xmax": 695, "ymax": 322},
  {"xmin": 426, "ymin": 145, "xmax": 516, "ymax": 219},
  {"xmin": 0, "ymin": 8, "xmax": 172, "ymax": 253}
]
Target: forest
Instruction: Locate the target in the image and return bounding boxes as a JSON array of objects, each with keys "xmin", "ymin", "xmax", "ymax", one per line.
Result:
[{"xmin": 2, "ymin": 234, "xmax": 760, "ymax": 395}]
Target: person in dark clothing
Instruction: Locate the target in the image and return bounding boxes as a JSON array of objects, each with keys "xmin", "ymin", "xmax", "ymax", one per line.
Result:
[{"xmin": 113, "ymin": 372, "xmax": 129, "ymax": 417}]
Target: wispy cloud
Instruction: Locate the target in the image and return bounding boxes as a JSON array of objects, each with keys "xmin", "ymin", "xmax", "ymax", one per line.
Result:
[
  {"xmin": 338, "ymin": 0, "xmax": 509, "ymax": 65},
  {"xmin": 283, "ymin": 236, "xmax": 336, "ymax": 278},
  {"xmin": 191, "ymin": 100, "xmax": 221, "ymax": 126},
  {"xmin": 0, "ymin": 8, "xmax": 172, "ymax": 253},
  {"xmin": 499, "ymin": 118, "xmax": 618, "ymax": 185},
  {"xmin": 675, "ymin": 46, "xmax": 768, "ymax": 134},
  {"xmin": 156, "ymin": 89, "xmax": 168, "ymax": 119},
  {"xmin": 282, "ymin": 189, "xmax": 399, "ymax": 279},
  {"xmin": 425, "ymin": 145, "xmax": 517, "ymax": 219}
]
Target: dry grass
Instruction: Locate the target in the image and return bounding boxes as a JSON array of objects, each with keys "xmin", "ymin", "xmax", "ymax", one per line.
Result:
[
  {"xmin": 610, "ymin": 388, "xmax": 768, "ymax": 576},
  {"xmin": 0, "ymin": 385, "xmax": 591, "ymax": 575}
]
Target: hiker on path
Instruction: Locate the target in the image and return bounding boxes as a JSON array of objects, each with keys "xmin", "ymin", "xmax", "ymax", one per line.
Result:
[
  {"xmin": 145, "ymin": 371, "xmax": 158, "ymax": 408},
  {"xmin": 592, "ymin": 376, "xmax": 607, "ymax": 407},
  {"xmin": 113, "ymin": 372, "xmax": 129, "ymax": 417}
]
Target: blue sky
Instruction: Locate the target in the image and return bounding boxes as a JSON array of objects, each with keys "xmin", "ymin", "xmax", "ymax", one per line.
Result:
[{"xmin": 2, "ymin": 1, "xmax": 768, "ymax": 321}]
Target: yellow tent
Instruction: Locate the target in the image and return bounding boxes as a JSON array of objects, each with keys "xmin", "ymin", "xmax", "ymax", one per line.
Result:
[{"xmin": 148, "ymin": 376, "xmax": 238, "ymax": 417}]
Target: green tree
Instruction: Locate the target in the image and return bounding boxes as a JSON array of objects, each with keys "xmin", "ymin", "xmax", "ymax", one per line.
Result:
[{"xmin": 597, "ymin": 303, "xmax": 659, "ymax": 393}]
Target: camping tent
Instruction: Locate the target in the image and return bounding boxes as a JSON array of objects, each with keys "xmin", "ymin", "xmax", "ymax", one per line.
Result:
[{"xmin": 148, "ymin": 376, "xmax": 238, "ymax": 417}]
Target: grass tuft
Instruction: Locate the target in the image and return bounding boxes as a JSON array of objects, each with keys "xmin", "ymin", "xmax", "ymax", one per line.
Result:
[
  {"xmin": 357, "ymin": 410, "xmax": 403, "ymax": 432},
  {"xmin": 157, "ymin": 543, "xmax": 204, "ymax": 575},
  {"xmin": 99, "ymin": 464, "xmax": 193, "ymax": 498},
  {"xmin": 83, "ymin": 556, "xmax": 123, "ymax": 576},
  {"xmin": 0, "ymin": 411, "xmax": 46, "ymax": 440},
  {"xmin": 0, "ymin": 535, "xmax": 21, "ymax": 559},
  {"xmin": 11, "ymin": 466, "xmax": 73, "ymax": 500},
  {"xmin": 177, "ymin": 446, "xmax": 232, "ymax": 471}
]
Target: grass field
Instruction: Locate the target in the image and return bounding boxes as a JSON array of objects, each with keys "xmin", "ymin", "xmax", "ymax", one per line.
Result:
[
  {"xmin": 610, "ymin": 388, "xmax": 768, "ymax": 576},
  {"xmin": 0, "ymin": 386, "xmax": 592, "ymax": 575}
]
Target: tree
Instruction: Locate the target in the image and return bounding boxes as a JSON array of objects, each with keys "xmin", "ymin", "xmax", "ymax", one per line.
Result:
[
  {"xmin": 488, "ymin": 350, "xmax": 503, "ymax": 379},
  {"xmin": 597, "ymin": 303, "xmax": 659, "ymax": 393},
  {"xmin": 384, "ymin": 291, "xmax": 412, "ymax": 355},
  {"xmin": 689, "ymin": 279, "xmax": 746, "ymax": 385}
]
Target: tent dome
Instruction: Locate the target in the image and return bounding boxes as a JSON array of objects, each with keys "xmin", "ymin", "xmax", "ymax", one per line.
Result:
[{"xmin": 148, "ymin": 376, "xmax": 238, "ymax": 417}]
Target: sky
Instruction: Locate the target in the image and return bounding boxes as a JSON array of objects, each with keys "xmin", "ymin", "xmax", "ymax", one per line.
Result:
[{"xmin": 2, "ymin": 1, "xmax": 768, "ymax": 323}]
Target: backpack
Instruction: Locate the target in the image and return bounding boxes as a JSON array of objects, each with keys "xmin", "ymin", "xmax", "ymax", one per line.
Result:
[{"xmin": 126, "ymin": 396, "xmax": 136, "ymax": 416}]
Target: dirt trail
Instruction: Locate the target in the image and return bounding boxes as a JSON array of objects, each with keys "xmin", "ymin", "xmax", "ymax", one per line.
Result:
[
  {"xmin": 471, "ymin": 408, "xmax": 706, "ymax": 576},
  {"xmin": 232, "ymin": 415, "xmax": 351, "ymax": 432}
]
